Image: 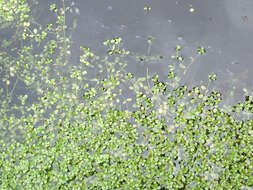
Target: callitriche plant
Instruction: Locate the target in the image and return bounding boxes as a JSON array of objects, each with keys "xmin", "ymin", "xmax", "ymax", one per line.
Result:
[{"xmin": 0, "ymin": 0, "xmax": 252, "ymax": 189}]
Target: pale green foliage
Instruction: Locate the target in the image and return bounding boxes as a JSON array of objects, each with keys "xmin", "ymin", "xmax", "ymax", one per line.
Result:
[
  {"xmin": 0, "ymin": 0, "xmax": 252, "ymax": 189},
  {"xmin": 0, "ymin": 0, "xmax": 31, "ymax": 26}
]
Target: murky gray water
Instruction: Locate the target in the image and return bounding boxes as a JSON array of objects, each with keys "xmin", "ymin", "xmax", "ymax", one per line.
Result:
[
  {"xmin": 67, "ymin": 0, "xmax": 253, "ymax": 74},
  {"xmin": 67, "ymin": 0, "xmax": 253, "ymax": 104}
]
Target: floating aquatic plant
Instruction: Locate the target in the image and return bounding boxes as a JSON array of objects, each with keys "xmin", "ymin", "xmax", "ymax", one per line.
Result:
[{"xmin": 0, "ymin": 1, "xmax": 252, "ymax": 189}]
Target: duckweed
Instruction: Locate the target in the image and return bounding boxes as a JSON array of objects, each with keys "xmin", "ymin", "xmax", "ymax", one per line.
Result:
[{"xmin": 0, "ymin": 1, "xmax": 252, "ymax": 189}]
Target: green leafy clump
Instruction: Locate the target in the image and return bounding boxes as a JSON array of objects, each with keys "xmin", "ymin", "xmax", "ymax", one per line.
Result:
[
  {"xmin": 0, "ymin": 1, "xmax": 252, "ymax": 189},
  {"xmin": 0, "ymin": 0, "xmax": 32, "ymax": 27}
]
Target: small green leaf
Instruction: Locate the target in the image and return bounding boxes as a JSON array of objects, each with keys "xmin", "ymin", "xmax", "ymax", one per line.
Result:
[
  {"xmin": 144, "ymin": 6, "xmax": 151, "ymax": 11},
  {"xmin": 208, "ymin": 74, "xmax": 216, "ymax": 81},
  {"xmin": 198, "ymin": 46, "xmax": 206, "ymax": 55},
  {"xmin": 176, "ymin": 45, "xmax": 181, "ymax": 51}
]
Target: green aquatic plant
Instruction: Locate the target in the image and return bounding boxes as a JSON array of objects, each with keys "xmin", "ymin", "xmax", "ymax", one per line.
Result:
[
  {"xmin": 144, "ymin": 6, "xmax": 151, "ymax": 12},
  {"xmin": 198, "ymin": 46, "xmax": 206, "ymax": 55},
  {"xmin": 0, "ymin": 0, "xmax": 252, "ymax": 189}
]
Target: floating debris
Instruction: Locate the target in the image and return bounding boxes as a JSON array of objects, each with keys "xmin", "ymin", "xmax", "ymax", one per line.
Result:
[{"xmin": 241, "ymin": 15, "xmax": 248, "ymax": 22}]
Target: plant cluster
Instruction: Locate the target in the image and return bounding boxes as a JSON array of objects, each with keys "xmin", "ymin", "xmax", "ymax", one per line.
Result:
[{"xmin": 0, "ymin": 0, "xmax": 252, "ymax": 189}]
